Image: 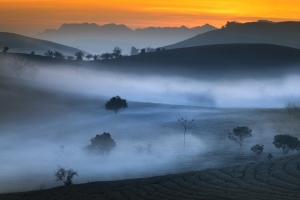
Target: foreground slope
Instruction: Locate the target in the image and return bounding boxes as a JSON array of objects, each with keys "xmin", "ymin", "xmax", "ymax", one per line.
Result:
[
  {"xmin": 0, "ymin": 32, "xmax": 87, "ymax": 56},
  {"xmin": 1, "ymin": 154, "xmax": 300, "ymax": 200},
  {"xmin": 164, "ymin": 21, "xmax": 300, "ymax": 50}
]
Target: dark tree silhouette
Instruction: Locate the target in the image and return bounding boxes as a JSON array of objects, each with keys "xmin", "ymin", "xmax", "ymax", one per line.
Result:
[
  {"xmin": 53, "ymin": 51, "xmax": 65, "ymax": 59},
  {"xmin": 93, "ymin": 55, "xmax": 98, "ymax": 61},
  {"xmin": 86, "ymin": 54, "xmax": 93, "ymax": 60},
  {"xmin": 228, "ymin": 126, "xmax": 252, "ymax": 155},
  {"xmin": 250, "ymin": 144, "xmax": 264, "ymax": 160},
  {"xmin": 44, "ymin": 50, "xmax": 54, "ymax": 57},
  {"xmin": 112, "ymin": 47, "xmax": 122, "ymax": 58},
  {"xmin": 30, "ymin": 51, "xmax": 35, "ymax": 55},
  {"xmin": 267, "ymin": 153, "xmax": 273, "ymax": 160},
  {"xmin": 156, "ymin": 48, "xmax": 161, "ymax": 52},
  {"xmin": 105, "ymin": 95, "xmax": 128, "ymax": 114},
  {"xmin": 84, "ymin": 132, "xmax": 116, "ymax": 156},
  {"xmin": 273, "ymin": 134, "xmax": 300, "ymax": 155},
  {"xmin": 140, "ymin": 49, "xmax": 146, "ymax": 54},
  {"xmin": 130, "ymin": 46, "xmax": 140, "ymax": 55},
  {"xmin": 54, "ymin": 165, "xmax": 78, "ymax": 186},
  {"xmin": 100, "ymin": 53, "xmax": 113, "ymax": 60},
  {"xmin": 75, "ymin": 51, "xmax": 84, "ymax": 60},
  {"xmin": 2, "ymin": 47, "xmax": 9, "ymax": 53},
  {"xmin": 176, "ymin": 114, "xmax": 195, "ymax": 149}
]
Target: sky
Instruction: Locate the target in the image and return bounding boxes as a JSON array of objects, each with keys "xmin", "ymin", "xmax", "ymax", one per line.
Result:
[{"xmin": 1, "ymin": 0, "xmax": 300, "ymax": 36}]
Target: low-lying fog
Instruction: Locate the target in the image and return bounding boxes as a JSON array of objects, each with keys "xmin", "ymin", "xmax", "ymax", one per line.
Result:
[{"xmin": 1, "ymin": 62, "xmax": 300, "ymax": 193}]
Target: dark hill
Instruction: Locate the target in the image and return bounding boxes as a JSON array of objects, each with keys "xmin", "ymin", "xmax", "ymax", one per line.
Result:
[
  {"xmin": 0, "ymin": 32, "xmax": 88, "ymax": 56},
  {"xmin": 164, "ymin": 21, "xmax": 300, "ymax": 50},
  {"xmin": 94, "ymin": 43, "xmax": 300, "ymax": 80},
  {"xmin": 1, "ymin": 154, "xmax": 300, "ymax": 200}
]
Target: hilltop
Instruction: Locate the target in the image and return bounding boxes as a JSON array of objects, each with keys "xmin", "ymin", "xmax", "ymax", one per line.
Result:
[{"xmin": 164, "ymin": 21, "xmax": 300, "ymax": 50}]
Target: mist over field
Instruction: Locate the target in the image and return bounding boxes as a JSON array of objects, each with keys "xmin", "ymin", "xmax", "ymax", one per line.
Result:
[{"xmin": 1, "ymin": 59, "xmax": 300, "ymax": 194}]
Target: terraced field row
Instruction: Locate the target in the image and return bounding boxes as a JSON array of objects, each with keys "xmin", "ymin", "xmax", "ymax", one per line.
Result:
[{"xmin": 2, "ymin": 154, "xmax": 300, "ymax": 200}]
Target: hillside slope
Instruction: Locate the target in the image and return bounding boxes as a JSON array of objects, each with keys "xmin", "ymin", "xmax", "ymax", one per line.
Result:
[
  {"xmin": 1, "ymin": 154, "xmax": 300, "ymax": 199},
  {"xmin": 164, "ymin": 21, "xmax": 300, "ymax": 50},
  {"xmin": 0, "ymin": 32, "xmax": 88, "ymax": 56}
]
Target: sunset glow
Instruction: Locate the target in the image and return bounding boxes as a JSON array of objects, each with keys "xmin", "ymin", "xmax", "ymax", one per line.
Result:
[{"xmin": 1, "ymin": 0, "xmax": 300, "ymax": 35}]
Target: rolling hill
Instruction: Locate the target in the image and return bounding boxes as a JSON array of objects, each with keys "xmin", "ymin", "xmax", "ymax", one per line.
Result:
[
  {"xmin": 0, "ymin": 32, "xmax": 88, "ymax": 56},
  {"xmin": 164, "ymin": 21, "xmax": 300, "ymax": 50},
  {"xmin": 1, "ymin": 154, "xmax": 300, "ymax": 199}
]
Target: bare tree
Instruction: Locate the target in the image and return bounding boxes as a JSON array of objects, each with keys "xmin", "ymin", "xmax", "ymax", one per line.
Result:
[
  {"xmin": 28, "ymin": 64, "xmax": 38, "ymax": 80},
  {"xmin": 177, "ymin": 114, "xmax": 195, "ymax": 149},
  {"xmin": 285, "ymin": 102, "xmax": 299, "ymax": 119},
  {"xmin": 54, "ymin": 165, "xmax": 78, "ymax": 186},
  {"xmin": 9, "ymin": 56, "xmax": 30, "ymax": 78}
]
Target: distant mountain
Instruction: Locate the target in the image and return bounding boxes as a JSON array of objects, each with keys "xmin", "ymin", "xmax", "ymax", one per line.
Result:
[
  {"xmin": 36, "ymin": 23, "xmax": 217, "ymax": 54},
  {"xmin": 164, "ymin": 21, "xmax": 300, "ymax": 50},
  {"xmin": 0, "ymin": 32, "xmax": 88, "ymax": 56}
]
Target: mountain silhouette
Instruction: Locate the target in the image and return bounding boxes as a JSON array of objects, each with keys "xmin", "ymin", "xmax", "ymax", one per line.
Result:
[
  {"xmin": 36, "ymin": 23, "xmax": 217, "ymax": 54},
  {"xmin": 0, "ymin": 32, "xmax": 88, "ymax": 56},
  {"xmin": 164, "ymin": 21, "xmax": 300, "ymax": 50}
]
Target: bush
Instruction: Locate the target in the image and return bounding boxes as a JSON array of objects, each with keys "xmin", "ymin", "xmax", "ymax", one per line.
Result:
[
  {"xmin": 54, "ymin": 165, "xmax": 78, "ymax": 186},
  {"xmin": 273, "ymin": 134, "xmax": 300, "ymax": 155},
  {"xmin": 84, "ymin": 132, "xmax": 116, "ymax": 156},
  {"xmin": 250, "ymin": 144, "xmax": 264, "ymax": 160}
]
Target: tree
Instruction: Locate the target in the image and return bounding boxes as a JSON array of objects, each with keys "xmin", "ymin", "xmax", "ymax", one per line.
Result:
[
  {"xmin": 54, "ymin": 165, "xmax": 78, "ymax": 186},
  {"xmin": 156, "ymin": 48, "xmax": 161, "ymax": 52},
  {"xmin": 2, "ymin": 47, "xmax": 9, "ymax": 53},
  {"xmin": 273, "ymin": 134, "xmax": 300, "ymax": 155},
  {"xmin": 177, "ymin": 114, "xmax": 195, "ymax": 149},
  {"xmin": 130, "ymin": 46, "xmax": 140, "ymax": 56},
  {"xmin": 28, "ymin": 65, "xmax": 39, "ymax": 81},
  {"xmin": 30, "ymin": 51, "xmax": 35, "ymax": 55},
  {"xmin": 75, "ymin": 51, "xmax": 84, "ymax": 60},
  {"xmin": 44, "ymin": 50, "xmax": 54, "ymax": 57},
  {"xmin": 100, "ymin": 53, "xmax": 113, "ymax": 60},
  {"xmin": 93, "ymin": 55, "xmax": 98, "ymax": 61},
  {"xmin": 250, "ymin": 144, "xmax": 264, "ymax": 160},
  {"xmin": 105, "ymin": 96, "xmax": 128, "ymax": 114},
  {"xmin": 140, "ymin": 49, "xmax": 146, "ymax": 54},
  {"xmin": 285, "ymin": 102, "xmax": 299, "ymax": 118},
  {"xmin": 84, "ymin": 132, "xmax": 116, "ymax": 156},
  {"xmin": 112, "ymin": 47, "xmax": 122, "ymax": 58},
  {"xmin": 267, "ymin": 153, "xmax": 273, "ymax": 160},
  {"xmin": 86, "ymin": 54, "xmax": 93, "ymax": 60},
  {"xmin": 228, "ymin": 126, "xmax": 252, "ymax": 155},
  {"xmin": 9, "ymin": 56, "xmax": 30, "ymax": 78},
  {"xmin": 53, "ymin": 51, "xmax": 65, "ymax": 59}
]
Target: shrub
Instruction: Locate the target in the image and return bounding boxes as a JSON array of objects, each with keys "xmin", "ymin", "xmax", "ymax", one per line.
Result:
[{"xmin": 54, "ymin": 165, "xmax": 78, "ymax": 186}]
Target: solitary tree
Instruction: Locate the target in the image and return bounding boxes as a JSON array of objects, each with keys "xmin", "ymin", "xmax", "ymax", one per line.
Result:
[
  {"xmin": 93, "ymin": 55, "xmax": 98, "ymax": 61},
  {"xmin": 54, "ymin": 165, "xmax": 78, "ymax": 186},
  {"xmin": 130, "ymin": 46, "xmax": 140, "ymax": 55},
  {"xmin": 285, "ymin": 102, "xmax": 299, "ymax": 119},
  {"xmin": 112, "ymin": 47, "xmax": 122, "ymax": 58},
  {"xmin": 140, "ymin": 49, "xmax": 146, "ymax": 54},
  {"xmin": 84, "ymin": 132, "xmax": 116, "ymax": 156},
  {"xmin": 9, "ymin": 56, "xmax": 30, "ymax": 78},
  {"xmin": 53, "ymin": 51, "xmax": 65, "ymax": 59},
  {"xmin": 75, "ymin": 51, "xmax": 84, "ymax": 60},
  {"xmin": 2, "ymin": 47, "xmax": 9, "ymax": 53},
  {"xmin": 44, "ymin": 50, "xmax": 54, "ymax": 57},
  {"xmin": 30, "ymin": 51, "xmax": 35, "ymax": 55},
  {"xmin": 100, "ymin": 53, "xmax": 113, "ymax": 60},
  {"xmin": 177, "ymin": 114, "xmax": 195, "ymax": 149},
  {"xmin": 86, "ymin": 54, "xmax": 93, "ymax": 60},
  {"xmin": 273, "ymin": 134, "xmax": 300, "ymax": 155},
  {"xmin": 105, "ymin": 95, "xmax": 128, "ymax": 114},
  {"xmin": 228, "ymin": 126, "xmax": 252, "ymax": 155},
  {"xmin": 250, "ymin": 144, "xmax": 264, "ymax": 160}
]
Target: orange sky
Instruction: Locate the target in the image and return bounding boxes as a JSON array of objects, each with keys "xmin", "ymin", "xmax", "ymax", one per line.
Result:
[{"xmin": 1, "ymin": 0, "xmax": 300, "ymax": 36}]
